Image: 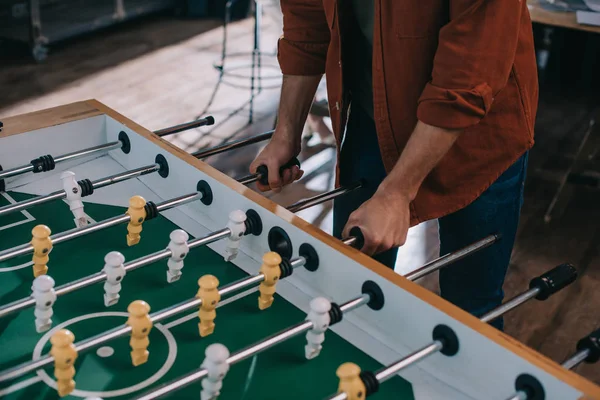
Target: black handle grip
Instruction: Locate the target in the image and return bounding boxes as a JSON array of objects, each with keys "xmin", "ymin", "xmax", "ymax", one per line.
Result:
[
  {"xmin": 529, "ymin": 263, "xmax": 577, "ymax": 300},
  {"xmin": 348, "ymin": 227, "xmax": 365, "ymax": 250},
  {"xmin": 256, "ymin": 157, "xmax": 301, "ymax": 186},
  {"xmin": 576, "ymin": 328, "xmax": 600, "ymax": 364}
]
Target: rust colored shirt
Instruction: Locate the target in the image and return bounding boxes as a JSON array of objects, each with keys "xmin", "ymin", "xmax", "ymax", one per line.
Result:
[{"xmin": 277, "ymin": 0, "xmax": 539, "ymax": 226}]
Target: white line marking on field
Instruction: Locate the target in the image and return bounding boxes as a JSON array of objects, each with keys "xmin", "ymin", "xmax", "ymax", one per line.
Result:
[
  {"xmin": 164, "ymin": 286, "xmax": 259, "ymax": 330},
  {"xmin": 32, "ymin": 312, "xmax": 177, "ymax": 397},
  {"xmin": 0, "ymin": 192, "xmax": 35, "ymax": 232},
  {"xmin": 0, "ymin": 375, "xmax": 43, "ymax": 396}
]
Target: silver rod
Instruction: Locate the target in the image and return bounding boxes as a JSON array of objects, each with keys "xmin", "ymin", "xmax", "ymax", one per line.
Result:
[
  {"xmin": 53, "ymin": 142, "xmax": 122, "ymax": 164},
  {"xmin": 290, "ymin": 257, "xmax": 306, "ymax": 269},
  {"xmin": 340, "ymin": 294, "xmax": 370, "ymax": 313},
  {"xmin": 155, "ymin": 193, "xmax": 200, "ymax": 212},
  {"xmin": 0, "ymin": 141, "xmax": 122, "ymax": 181},
  {"xmin": 0, "ymin": 165, "xmax": 33, "ymax": 180},
  {"xmin": 236, "ymin": 174, "xmax": 259, "ymax": 186},
  {"xmin": 325, "ymin": 283, "xmax": 545, "ymax": 400},
  {"xmin": 53, "ymin": 214, "xmax": 131, "ymax": 245},
  {"xmin": 504, "ymin": 391, "xmax": 527, "ymax": 400},
  {"xmin": 404, "ymin": 235, "xmax": 499, "ymax": 282},
  {"xmin": 287, "ymin": 182, "xmax": 362, "ymax": 213},
  {"xmin": 133, "ymin": 295, "xmax": 369, "ymax": 400},
  {"xmin": 77, "ymin": 325, "xmax": 132, "ymax": 353},
  {"xmin": 189, "ymin": 229, "xmax": 231, "ymax": 250},
  {"xmin": 0, "ymin": 237, "xmax": 283, "ymax": 321},
  {"xmin": 0, "ymin": 191, "xmax": 65, "ymax": 217},
  {"xmin": 56, "ymin": 272, "xmax": 106, "ymax": 296},
  {"xmin": 0, "ymin": 297, "xmax": 36, "ymax": 318},
  {"xmin": 375, "ymin": 341, "xmax": 443, "ymax": 383},
  {"xmin": 562, "ymin": 349, "xmax": 590, "ymax": 370},
  {"xmin": 0, "ymin": 164, "xmax": 160, "ymax": 219},
  {"xmin": 342, "ymin": 237, "xmax": 358, "ymax": 247},
  {"xmin": 228, "ymin": 320, "xmax": 314, "ymax": 365},
  {"xmin": 0, "ymin": 192, "xmax": 200, "ymax": 263},
  {"xmin": 192, "ymin": 130, "xmax": 274, "ymax": 159},
  {"xmin": 154, "ymin": 117, "xmax": 215, "ymax": 137},
  {"xmin": 0, "ymin": 271, "xmax": 266, "ymax": 383},
  {"xmin": 135, "ymin": 368, "xmax": 211, "ymax": 400},
  {"xmin": 90, "ymin": 164, "xmax": 159, "ymax": 189},
  {"xmin": 135, "ymin": 321, "xmax": 315, "ymax": 400},
  {"xmin": 480, "ymin": 287, "xmax": 540, "ymax": 324}
]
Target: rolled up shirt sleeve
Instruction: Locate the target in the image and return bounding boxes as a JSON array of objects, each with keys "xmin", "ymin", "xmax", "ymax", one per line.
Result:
[
  {"xmin": 417, "ymin": 0, "xmax": 525, "ymax": 130},
  {"xmin": 277, "ymin": 0, "xmax": 331, "ymax": 76}
]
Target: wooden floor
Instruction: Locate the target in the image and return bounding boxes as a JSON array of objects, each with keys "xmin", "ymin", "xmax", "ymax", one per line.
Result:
[{"xmin": 1, "ymin": 10, "xmax": 600, "ymax": 386}]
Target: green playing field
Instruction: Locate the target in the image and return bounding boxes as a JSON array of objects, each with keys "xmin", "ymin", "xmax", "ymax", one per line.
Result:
[{"xmin": 0, "ymin": 191, "xmax": 414, "ymax": 399}]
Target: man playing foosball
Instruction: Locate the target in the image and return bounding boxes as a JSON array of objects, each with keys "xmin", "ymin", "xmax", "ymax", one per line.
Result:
[{"xmin": 250, "ymin": 0, "xmax": 539, "ymax": 330}]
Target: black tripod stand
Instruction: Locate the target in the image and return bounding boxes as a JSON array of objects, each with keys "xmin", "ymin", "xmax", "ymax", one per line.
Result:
[{"xmin": 197, "ymin": 0, "xmax": 281, "ymax": 128}]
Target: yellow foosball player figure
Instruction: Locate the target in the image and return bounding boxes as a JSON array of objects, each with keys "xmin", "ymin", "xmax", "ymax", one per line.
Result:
[
  {"xmin": 337, "ymin": 362, "xmax": 366, "ymax": 400},
  {"xmin": 31, "ymin": 224, "xmax": 52, "ymax": 277},
  {"xmin": 258, "ymin": 252, "xmax": 281, "ymax": 310},
  {"xmin": 50, "ymin": 329, "xmax": 78, "ymax": 397},
  {"xmin": 126, "ymin": 195, "xmax": 147, "ymax": 246},
  {"xmin": 196, "ymin": 275, "xmax": 220, "ymax": 337},
  {"xmin": 126, "ymin": 300, "xmax": 153, "ymax": 366}
]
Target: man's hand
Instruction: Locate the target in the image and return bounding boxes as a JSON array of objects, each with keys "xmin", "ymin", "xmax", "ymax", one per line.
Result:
[
  {"xmin": 249, "ymin": 133, "xmax": 304, "ymax": 193},
  {"xmin": 342, "ymin": 121, "xmax": 461, "ymax": 255},
  {"xmin": 249, "ymin": 74, "xmax": 321, "ymax": 193},
  {"xmin": 342, "ymin": 190, "xmax": 410, "ymax": 255}
]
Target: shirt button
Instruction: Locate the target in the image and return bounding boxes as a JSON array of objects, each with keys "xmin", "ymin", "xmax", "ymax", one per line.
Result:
[{"xmin": 335, "ymin": 102, "xmax": 340, "ymax": 110}]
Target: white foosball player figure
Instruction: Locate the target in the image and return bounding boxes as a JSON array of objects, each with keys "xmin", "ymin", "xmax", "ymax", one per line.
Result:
[
  {"xmin": 304, "ymin": 297, "xmax": 331, "ymax": 360},
  {"xmin": 60, "ymin": 171, "xmax": 88, "ymax": 228},
  {"xmin": 166, "ymin": 229, "xmax": 189, "ymax": 283},
  {"xmin": 32, "ymin": 274, "xmax": 57, "ymax": 333},
  {"xmin": 102, "ymin": 251, "xmax": 126, "ymax": 307},
  {"xmin": 224, "ymin": 210, "xmax": 246, "ymax": 262},
  {"xmin": 200, "ymin": 343, "xmax": 230, "ymax": 400}
]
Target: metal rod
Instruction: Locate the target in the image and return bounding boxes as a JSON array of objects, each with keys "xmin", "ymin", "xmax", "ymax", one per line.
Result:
[
  {"xmin": 504, "ymin": 391, "xmax": 527, "ymax": 400},
  {"xmin": 375, "ymin": 341, "xmax": 443, "ymax": 383},
  {"xmin": 192, "ymin": 130, "xmax": 274, "ymax": 159},
  {"xmin": 0, "ymin": 141, "xmax": 122, "ymax": 181},
  {"xmin": 327, "ymin": 342, "xmax": 445, "ymax": 400},
  {"xmin": 480, "ymin": 287, "xmax": 540, "ymax": 324},
  {"xmin": 154, "ymin": 117, "xmax": 215, "ymax": 137},
  {"xmin": 325, "ymin": 283, "xmax": 548, "ymax": 400},
  {"xmin": 562, "ymin": 349, "xmax": 590, "ymax": 370},
  {"xmin": 0, "ymin": 164, "xmax": 160, "ymax": 218},
  {"xmin": 342, "ymin": 237, "xmax": 358, "ymax": 247},
  {"xmin": 0, "ymin": 193, "xmax": 200, "ymax": 263},
  {"xmin": 0, "ymin": 239, "xmax": 295, "ymax": 321},
  {"xmin": 133, "ymin": 295, "xmax": 370, "ymax": 400},
  {"xmin": 0, "ymin": 270, "xmax": 266, "ymax": 383},
  {"xmin": 287, "ymin": 182, "xmax": 362, "ymax": 213},
  {"xmin": 236, "ymin": 173, "xmax": 260, "ymax": 186},
  {"xmin": 404, "ymin": 235, "xmax": 499, "ymax": 281},
  {"xmin": 0, "ymin": 116, "xmax": 214, "ymax": 184},
  {"xmin": 0, "ymin": 191, "xmax": 65, "ymax": 217},
  {"xmin": 89, "ymin": 164, "xmax": 159, "ymax": 190}
]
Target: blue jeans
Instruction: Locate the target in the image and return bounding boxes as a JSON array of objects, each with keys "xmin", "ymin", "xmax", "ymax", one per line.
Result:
[{"xmin": 333, "ymin": 105, "xmax": 528, "ymax": 330}]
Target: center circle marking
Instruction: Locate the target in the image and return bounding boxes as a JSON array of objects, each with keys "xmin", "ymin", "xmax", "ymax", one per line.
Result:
[{"xmin": 33, "ymin": 311, "xmax": 177, "ymax": 397}]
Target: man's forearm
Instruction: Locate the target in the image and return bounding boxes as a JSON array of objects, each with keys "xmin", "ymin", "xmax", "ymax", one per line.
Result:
[
  {"xmin": 378, "ymin": 121, "xmax": 461, "ymax": 201},
  {"xmin": 275, "ymin": 74, "xmax": 322, "ymax": 144}
]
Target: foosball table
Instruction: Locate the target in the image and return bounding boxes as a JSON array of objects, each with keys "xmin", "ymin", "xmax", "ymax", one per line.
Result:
[{"xmin": 0, "ymin": 100, "xmax": 599, "ymax": 400}]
